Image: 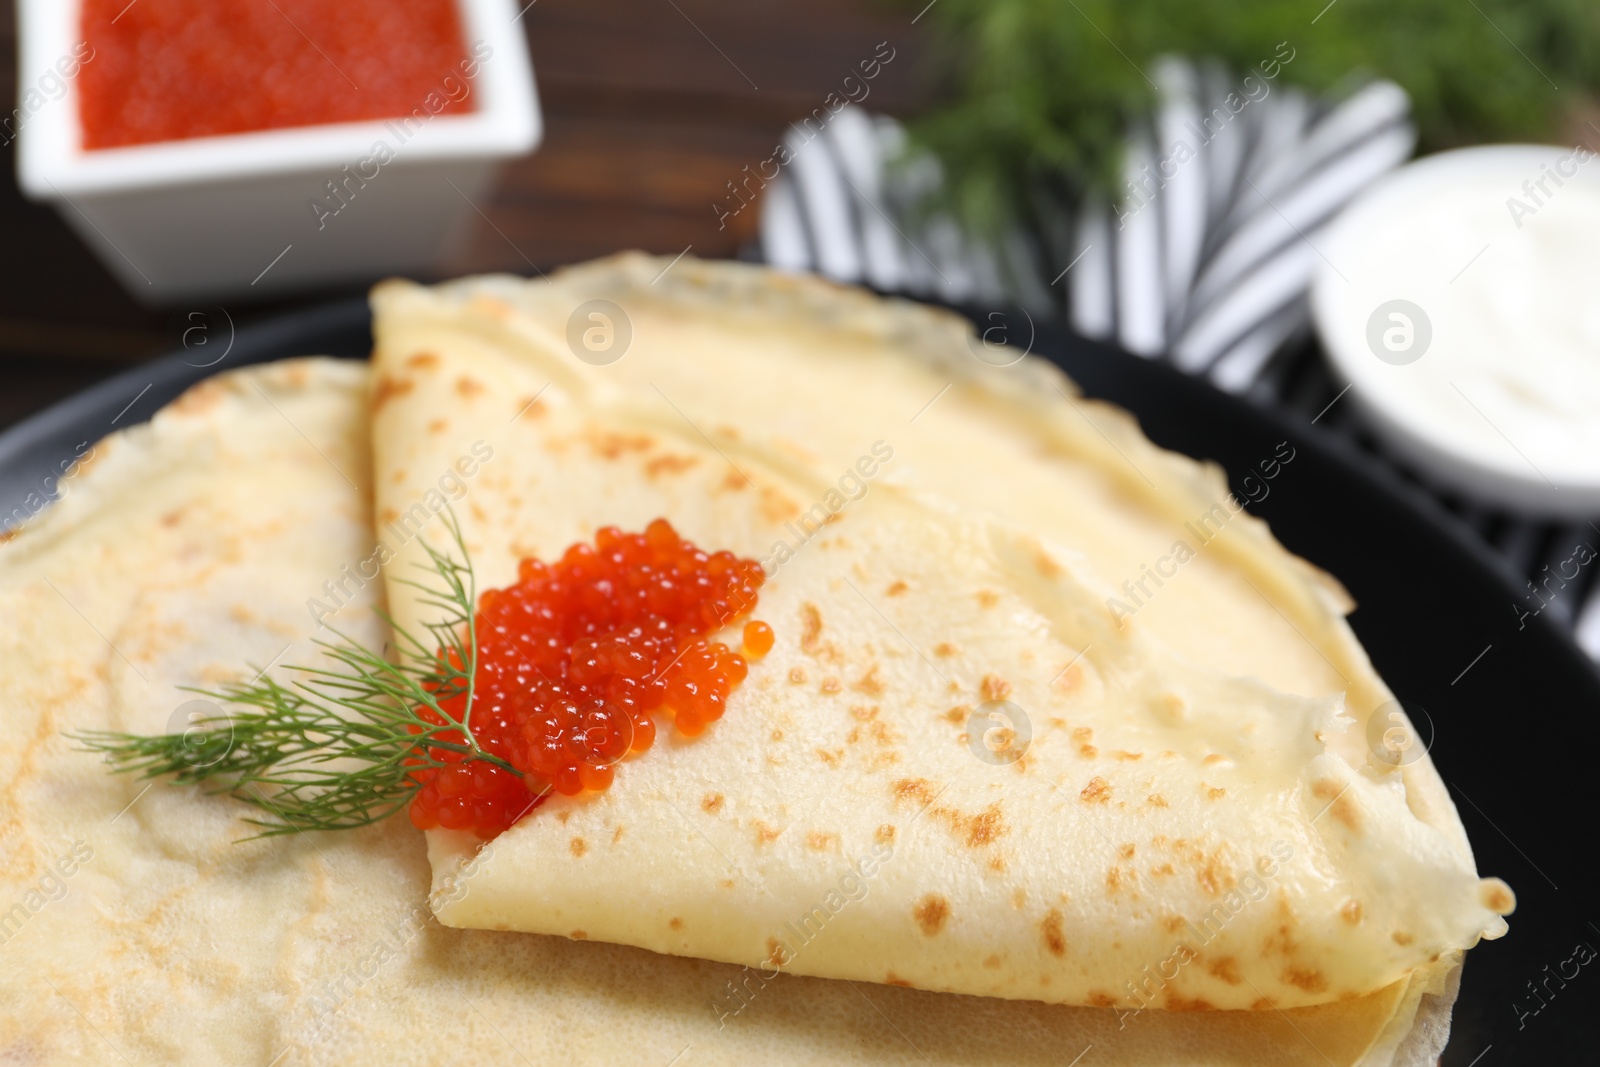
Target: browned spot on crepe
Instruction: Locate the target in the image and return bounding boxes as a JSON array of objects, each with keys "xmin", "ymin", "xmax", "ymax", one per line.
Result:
[
  {"xmin": 588, "ymin": 429, "xmax": 654, "ymax": 459},
  {"xmin": 1080, "ymin": 777, "xmax": 1112, "ymax": 803},
  {"xmin": 760, "ymin": 486, "xmax": 801, "ymax": 523},
  {"xmin": 800, "ymin": 603, "xmax": 823, "ymax": 655},
  {"xmin": 892, "ymin": 778, "xmax": 938, "ymax": 807},
  {"xmin": 455, "ymin": 376, "xmax": 485, "ymax": 398},
  {"xmin": 170, "ymin": 377, "xmax": 226, "ymax": 414},
  {"xmin": 853, "ymin": 665, "xmax": 885, "ymax": 695},
  {"xmin": 701, "ymin": 792, "xmax": 725, "ymax": 814},
  {"xmin": 963, "ymin": 804, "xmax": 1006, "ymax": 847},
  {"xmin": 372, "ymin": 374, "xmax": 414, "ymax": 411},
  {"xmin": 1311, "ymin": 779, "xmax": 1361, "ymax": 832},
  {"xmin": 406, "ymin": 352, "xmax": 439, "ymax": 369},
  {"xmin": 1284, "ymin": 967, "xmax": 1328, "ymax": 994},
  {"xmin": 1165, "ymin": 994, "xmax": 1216, "ymax": 1011},
  {"xmin": 1041, "ymin": 908, "xmax": 1067, "ymax": 956},
  {"xmin": 569, "ymin": 837, "xmax": 587, "ymax": 858},
  {"xmin": 1196, "ymin": 851, "xmax": 1235, "ymax": 896},
  {"xmin": 980, "ymin": 674, "xmax": 1011, "ymax": 702},
  {"xmin": 645, "ymin": 454, "xmax": 698, "ymax": 478},
  {"xmin": 1208, "ymin": 957, "xmax": 1243, "ymax": 985},
  {"xmin": 913, "ymin": 894, "xmax": 950, "ymax": 936}
]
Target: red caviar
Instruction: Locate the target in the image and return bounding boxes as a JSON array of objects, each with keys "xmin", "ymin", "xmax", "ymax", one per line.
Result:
[
  {"xmin": 408, "ymin": 519, "xmax": 766, "ymax": 838},
  {"xmin": 79, "ymin": 0, "xmax": 476, "ymax": 149},
  {"xmin": 742, "ymin": 620, "xmax": 775, "ymax": 659}
]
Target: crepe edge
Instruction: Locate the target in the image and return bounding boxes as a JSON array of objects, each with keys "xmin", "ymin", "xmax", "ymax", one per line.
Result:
[{"xmin": 0, "ymin": 357, "xmax": 366, "ymax": 560}]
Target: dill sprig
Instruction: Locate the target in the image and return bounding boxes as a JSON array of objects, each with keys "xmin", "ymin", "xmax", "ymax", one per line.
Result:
[
  {"xmin": 72, "ymin": 509, "xmax": 516, "ymax": 837},
  {"xmin": 905, "ymin": 0, "xmax": 1600, "ymax": 236}
]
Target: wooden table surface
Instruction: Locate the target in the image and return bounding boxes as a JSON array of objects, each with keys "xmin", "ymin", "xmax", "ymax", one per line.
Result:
[{"xmin": 0, "ymin": 0, "xmax": 930, "ymax": 430}]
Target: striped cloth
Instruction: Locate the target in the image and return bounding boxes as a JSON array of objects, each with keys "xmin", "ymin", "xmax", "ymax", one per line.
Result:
[{"xmin": 755, "ymin": 60, "xmax": 1600, "ymax": 666}]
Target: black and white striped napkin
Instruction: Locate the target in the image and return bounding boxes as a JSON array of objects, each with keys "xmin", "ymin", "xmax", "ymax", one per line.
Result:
[{"xmin": 755, "ymin": 60, "xmax": 1600, "ymax": 666}]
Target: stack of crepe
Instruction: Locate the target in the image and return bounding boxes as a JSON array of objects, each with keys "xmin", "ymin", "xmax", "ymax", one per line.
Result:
[{"xmin": 0, "ymin": 254, "xmax": 1510, "ymax": 1066}]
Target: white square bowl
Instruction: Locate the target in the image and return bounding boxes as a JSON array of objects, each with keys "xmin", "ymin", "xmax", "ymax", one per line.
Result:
[{"xmin": 14, "ymin": 0, "xmax": 541, "ymax": 304}]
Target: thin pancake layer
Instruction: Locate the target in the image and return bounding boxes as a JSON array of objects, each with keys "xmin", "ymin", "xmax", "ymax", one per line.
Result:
[
  {"xmin": 367, "ymin": 255, "xmax": 1509, "ymax": 1015},
  {"xmin": 0, "ymin": 357, "xmax": 1444, "ymax": 1067}
]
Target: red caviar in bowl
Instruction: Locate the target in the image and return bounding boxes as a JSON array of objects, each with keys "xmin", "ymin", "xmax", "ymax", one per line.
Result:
[
  {"xmin": 79, "ymin": 0, "xmax": 476, "ymax": 149},
  {"xmin": 408, "ymin": 519, "xmax": 766, "ymax": 838}
]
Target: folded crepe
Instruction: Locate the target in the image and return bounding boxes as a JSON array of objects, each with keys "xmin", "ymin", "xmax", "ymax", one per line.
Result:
[
  {"xmin": 0, "ymin": 356, "xmax": 1460, "ymax": 1066},
  {"xmin": 368, "ymin": 256, "xmax": 1511, "ymax": 1022}
]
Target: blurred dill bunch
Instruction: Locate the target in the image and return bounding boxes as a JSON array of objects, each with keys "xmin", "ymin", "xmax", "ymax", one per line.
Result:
[{"xmin": 907, "ymin": 0, "xmax": 1600, "ymax": 233}]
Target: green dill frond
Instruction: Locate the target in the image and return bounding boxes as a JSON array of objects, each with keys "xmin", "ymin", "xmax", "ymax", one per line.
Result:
[
  {"xmin": 72, "ymin": 508, "xmax": 512, "ymax": 838},
  {"xmin": 904, "ymin": 0, "xmax": 1600, "ymax": 235}
]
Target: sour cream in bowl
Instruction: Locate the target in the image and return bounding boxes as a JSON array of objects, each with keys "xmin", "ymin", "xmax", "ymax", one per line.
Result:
[{"xmin": 1312, "ymin": 144, "xmax": 1600, "ymax": 517}]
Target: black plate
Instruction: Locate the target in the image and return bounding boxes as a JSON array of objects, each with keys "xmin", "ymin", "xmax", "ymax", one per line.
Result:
[{"xmin": 1, "ymin": 298, "xmax": 1593, "ymax": 1065}]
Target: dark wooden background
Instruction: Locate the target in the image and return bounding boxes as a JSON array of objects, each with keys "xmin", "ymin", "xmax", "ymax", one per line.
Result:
[{"xmin": 0, "ymin": 0, "xmax": 931, "ymax": 429}]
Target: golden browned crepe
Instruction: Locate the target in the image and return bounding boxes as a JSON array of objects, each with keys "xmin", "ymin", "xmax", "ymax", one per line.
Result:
[
  {"xmin": 366, "ymin": 256, "xmax": 1509, "ymax": 1035},
  {"xmin": 0, "ymin": 355, "xmax": 1460, "ymax": 1066}
]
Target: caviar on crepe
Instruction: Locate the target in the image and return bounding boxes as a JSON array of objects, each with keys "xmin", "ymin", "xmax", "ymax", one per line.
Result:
[
  {"xmin": 742, "ymin": 620, "xmax": 775, "ymax": 659},
  {"xmin": 408, "ymin": 519, "xmax": 767, "ymax": 838}
]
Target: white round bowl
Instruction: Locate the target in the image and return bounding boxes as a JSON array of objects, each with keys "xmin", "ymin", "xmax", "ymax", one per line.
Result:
[{"xmin": 1312, "ymin": 144, "xmax": 1600, "ymax": 518}]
